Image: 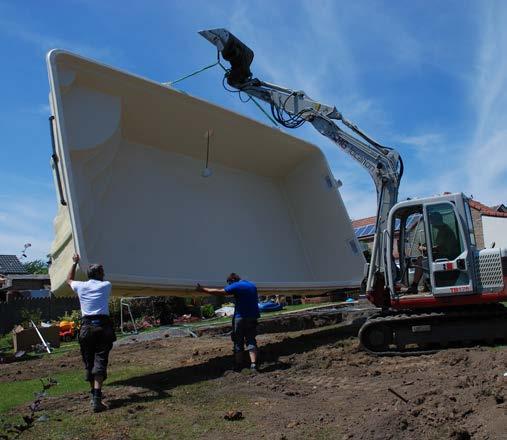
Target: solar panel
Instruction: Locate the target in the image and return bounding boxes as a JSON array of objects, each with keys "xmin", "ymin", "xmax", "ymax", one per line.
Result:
[
  {"xmin": 363, "ymin": 224, "xmax": 375, "ymax": 236},
  {"xmin": 355, "ymin": 224, "xmax": 376, "ymax": 237},
  {"xmin": 355, "ymin": 214, "xmax": 423, "ymax": 239},
  {"xmin": 354, "ymin": 226, "xmax": 367, "ymax": 237}
]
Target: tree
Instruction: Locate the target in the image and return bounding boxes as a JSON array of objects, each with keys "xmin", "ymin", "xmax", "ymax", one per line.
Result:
[{"xmin": 23, "ymin": 259, "xmax": 49, "ymax": 275}]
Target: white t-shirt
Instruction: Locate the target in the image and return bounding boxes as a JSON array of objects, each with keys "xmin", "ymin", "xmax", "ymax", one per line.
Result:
[{"xmin": 70, "ymin": 279, "xmax": 112, "ymax": 317}]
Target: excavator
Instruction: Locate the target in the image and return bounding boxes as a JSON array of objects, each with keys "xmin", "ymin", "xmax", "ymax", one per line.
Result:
[{"xmin": 200, "ymin": 28, "xmax": 507, "ymax": 354}]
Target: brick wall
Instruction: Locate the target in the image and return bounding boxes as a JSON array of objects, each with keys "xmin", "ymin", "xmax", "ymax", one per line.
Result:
[{"xmin": 471, "ymin": 208, "xmax": 485, "ymax": 249}]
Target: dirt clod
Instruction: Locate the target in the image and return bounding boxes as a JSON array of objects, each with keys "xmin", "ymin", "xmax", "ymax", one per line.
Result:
[
  {"xmin": 450, "ymin": 429, "xmax": 471, "ymax": 440},
  {"xmin": 224, "ymin": 410, "xmax": 243, "ymax": 421}
]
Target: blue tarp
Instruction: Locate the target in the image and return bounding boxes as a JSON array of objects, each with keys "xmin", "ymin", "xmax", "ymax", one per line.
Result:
[{"xmin": 258, "ymin": 301, "xmax": 283, "ymax": 312}]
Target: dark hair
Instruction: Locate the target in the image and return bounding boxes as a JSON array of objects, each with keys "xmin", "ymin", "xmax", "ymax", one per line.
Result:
[
  {"xmin": 226, "ymin": 272, "xmax": 241, "ymax": 284},
  {"xmin": 87, "ymin": 264, "xmax": 104, "ymax": 280}
]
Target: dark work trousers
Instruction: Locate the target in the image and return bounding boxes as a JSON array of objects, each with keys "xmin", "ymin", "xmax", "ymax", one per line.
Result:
[
  {"xmin": 231, "ymin": 317, "xmax": 258, "ymax": 352},
  {"xmin": 78, "ymin": 315, "xmax": 116, "ymax": 382}
]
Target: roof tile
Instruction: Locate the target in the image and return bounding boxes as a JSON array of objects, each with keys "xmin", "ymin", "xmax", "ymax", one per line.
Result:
[
  {"xmin": 469, "ymin": 200, "xmax": 507, "ymax": 218},
  {"xmin": 351, "ymin": 216, "xmax": 376, "ymax": 228},
  {"xmin": 0, "ymin": 255, "xmax": 28, "ymax": 275}
]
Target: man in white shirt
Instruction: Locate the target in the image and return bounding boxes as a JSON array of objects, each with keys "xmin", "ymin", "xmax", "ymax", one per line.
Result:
[{"xmin": 67, "ymin": 254, "xmax": 115, "ymax": 412}]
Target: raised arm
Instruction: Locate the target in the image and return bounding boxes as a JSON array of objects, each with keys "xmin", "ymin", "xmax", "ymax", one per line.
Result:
[
  {"xmin": 196, "ymin": 283, "xmax": 229, "ymax": 296},
  {"xmin": 66, "ymin": 253, "xmax": 80, "ymax": 285}
]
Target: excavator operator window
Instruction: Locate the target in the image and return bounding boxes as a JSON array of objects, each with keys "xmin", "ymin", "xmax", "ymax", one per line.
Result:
[
  {"xmin": 427, "ymin": 204, "xmax": 463, "ymax": 261},
  {"xmin": 426, "ymin": 203, "xmax": 469, "ymax": 288}
]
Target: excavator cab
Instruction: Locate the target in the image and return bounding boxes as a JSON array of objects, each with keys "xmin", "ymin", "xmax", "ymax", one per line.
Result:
[
  {"xmin": 386, "ymin": 193, "xmax": 477, "ymax": 299},
  {"xmin": 360, "ymin": 193, "xmax": 507, "ymax": 353},
  {"xmin": 361, "ymin": 193, "xmax": 507, "ymax": 353}
]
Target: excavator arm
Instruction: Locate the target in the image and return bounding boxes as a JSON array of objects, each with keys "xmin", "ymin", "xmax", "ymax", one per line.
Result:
[{"xmin": 199, "ymin": 28, "xmax": 403, "ymax": 296}]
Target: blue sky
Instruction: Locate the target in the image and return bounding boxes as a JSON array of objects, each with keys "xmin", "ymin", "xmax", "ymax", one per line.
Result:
[{"xmin": 1, "ymin": 0, "xmax": 506, "ymax": 260}]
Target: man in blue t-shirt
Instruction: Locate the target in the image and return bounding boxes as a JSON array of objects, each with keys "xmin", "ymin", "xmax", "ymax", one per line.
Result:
[{"xmin": 197, "ymin": 273, "xmax": 260, "ymax": 371}]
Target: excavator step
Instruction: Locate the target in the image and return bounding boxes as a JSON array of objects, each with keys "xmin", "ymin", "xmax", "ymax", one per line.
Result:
[{"xmin": 358, "ymin": 304, "xmax": 507, "ymax": 356}]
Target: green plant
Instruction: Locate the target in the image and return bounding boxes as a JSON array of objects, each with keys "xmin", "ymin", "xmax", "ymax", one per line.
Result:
[
  {"xmin": 23, "ymin": 260, "xmax": 49, "ymax": 275},
  {"xmin": 200, "ymin": 304, "xmax": 215, "ymax": 319},
  {"xmin": 0, "ymin": 334, "xmax": 13, "ymax": 352},
  {"xmin": 19, "ymin": 309, "xmax": 43, "ymax": 328},
  {"xmin": 58, "ymin": 310, "xmax": 81, "ymax": 323},
  {"xmin": 108, "ymin": 297, "xmax": 123, "ymax": 329}
]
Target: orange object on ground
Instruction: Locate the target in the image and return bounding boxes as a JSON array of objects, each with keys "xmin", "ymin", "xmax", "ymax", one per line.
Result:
[{"xmin": 59, "ymin": 320, "xmax": 76, "ymax": 341}]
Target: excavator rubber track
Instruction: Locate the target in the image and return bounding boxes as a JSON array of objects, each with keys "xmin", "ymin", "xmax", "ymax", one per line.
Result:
[{"xmin": 359, "ymin": 303, "xmax": 507, "ymax": 356}]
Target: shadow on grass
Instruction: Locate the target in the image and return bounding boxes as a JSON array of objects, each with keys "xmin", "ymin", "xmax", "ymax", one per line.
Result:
[
  {"xmin": 0, "ymin": 352, "xmax": 44, "ymax": 364},
  {"xmin": 107, "ymin": 319, "xmax": 364, "ymax": 409}
]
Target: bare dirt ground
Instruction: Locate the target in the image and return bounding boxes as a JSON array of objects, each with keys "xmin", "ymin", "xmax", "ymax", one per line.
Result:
[{"xmin": 2, "ymin": 323, "xmax": 507, "ymax": 440}]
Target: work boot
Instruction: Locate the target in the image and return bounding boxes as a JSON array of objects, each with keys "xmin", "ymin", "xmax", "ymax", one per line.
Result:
[{"xmin": 92, "ymin": 389, "xmax": 107, "ymax": 413}]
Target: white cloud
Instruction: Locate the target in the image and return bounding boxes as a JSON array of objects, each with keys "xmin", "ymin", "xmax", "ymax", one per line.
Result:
[
  {"xmin": 397, "ymin": 133, "xmax": 444, "ymax": 149},
  {"xmin": 460, "ymin": 2, "xmax": 507, "ymax": 206},
  {"xmin": 0, "ymin": 194, "xmax": 55, "ymax": 260},
  {"xmin": 1, "ymin": 173, "xmax": 54, "ymax": 191},
  {"xmin": 338, "ymin": 179, "xmax": 378, "ymax": 221},
  {"xmin": 224, "ymin": 0, "xmax": 401, "ymax": 219},
  {"xmin": 227, "ymin": 1, "xmax": 336, "ymax": 100},
  {"xmin": 16, "ymin": 103, "xmax": 52, "ymax": 116},
  {"xmin": 0, "ymin": 18, "xmax": 118, "ymax": 62},
  {"xmin": 395, "ymin": 132, "xmax": 446, "ymax": 163},
  {"xmin": 35, "ymin": 104, "xmax": 51, "ymax": 115}
]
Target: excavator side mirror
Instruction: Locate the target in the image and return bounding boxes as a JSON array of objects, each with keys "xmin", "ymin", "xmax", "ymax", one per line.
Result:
[{"xmin": 199, "ymin": 28, "xmax": 254, "ymax": 87}]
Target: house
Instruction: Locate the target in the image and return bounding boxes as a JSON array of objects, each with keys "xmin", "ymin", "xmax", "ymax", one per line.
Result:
[
  {"xmin": 352, "ymin": 196, "xmax": 507, "ymax": 254},
  {"xmin": 0, "ymin": 255, "xmax": 50, "ymax": 301},
  {"xmin": 490, "ymin": 204, "xmax": 507, "ymax": 213},
  {"xmin": 468, "ymin": 200, "xmax": 507, "ymax": 249},
  {"xmin": 0, "ymin": 255, "xmax": 27, "ymax": 291}
]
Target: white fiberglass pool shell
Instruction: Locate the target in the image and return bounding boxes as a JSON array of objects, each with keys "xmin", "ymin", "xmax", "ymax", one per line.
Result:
[{"xmin": 46, "ymin": 50, "xmax": 365, "ymax": 297}]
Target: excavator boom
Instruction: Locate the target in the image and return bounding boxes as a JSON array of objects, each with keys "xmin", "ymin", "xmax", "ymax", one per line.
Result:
[{"xmin": 199, "ymin": 28, "xmax": 403, "ymax": 294}]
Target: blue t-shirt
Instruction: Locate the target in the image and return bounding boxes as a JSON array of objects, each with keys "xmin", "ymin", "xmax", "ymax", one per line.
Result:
[{"xmin": 224, "ymin": 280, "xmax": 260, "ymax": 319}]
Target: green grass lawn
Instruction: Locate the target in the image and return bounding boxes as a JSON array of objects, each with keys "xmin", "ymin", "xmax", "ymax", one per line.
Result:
[
  {"xmin": 0, "ymin": 364, "xmax": 153, "ymax": 414},
  {"xmin": 1, "ymin": 379, "xmax": 260, "ymax": 440},
  {"xmin": 0, "ymin": 364, "xmax": 342, "ymax": 440}
]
